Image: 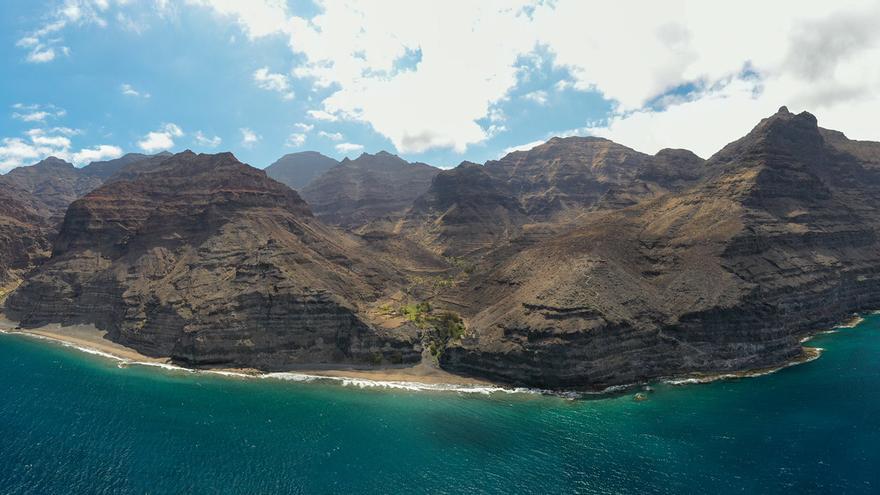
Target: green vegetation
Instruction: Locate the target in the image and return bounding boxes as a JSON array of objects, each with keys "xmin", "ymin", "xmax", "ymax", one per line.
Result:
[
  {"xmin": 426, "ymin": 311, "xmax": 465, "ymax": 358},
  {"xmin": 400, "ymin": 301, "xmax": 433, "ymax": 325},
  {"xmin": 446, "ymin": 256, "xmax": 476, "ymax": 275},
  {"xmin": 383, "ymin": 299, "xmax": 466, "ymax": 359}
]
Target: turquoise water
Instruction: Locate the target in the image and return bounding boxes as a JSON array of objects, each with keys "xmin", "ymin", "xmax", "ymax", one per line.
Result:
[{"xmin": 2, "ymin": 318, "xmax": 879, "ymax": 494}]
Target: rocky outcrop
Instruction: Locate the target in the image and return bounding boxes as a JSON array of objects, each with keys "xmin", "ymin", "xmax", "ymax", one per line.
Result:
[
  {"xmin": 0, "ymin": 157, "xmax": 102, "ymax": 222},
  {"xmin": 439, "ymin": 107, "xmax": 880, "ymax": 389},
  {"xmin": 6, "ymin": 151, "xmax": 422, "ymax": 369},
  {"xmin": 301, "ymin": 151, "xmax": 440, "ymax": 229},
  {"xmin": 81, "ymin": 152, "xmax": 171, "ymax": 180},
  {"xmin": 265, "ymin": 151, "xmax": 338, "ymax": 191},
  {"xmin": 403, "ymin": 137, "xmax": 706, "ymax": 256},
  {"xmin": 0, "ymin": 153, "xmax": 169, "ymax": 283},
  {"xmin": 0, "ymin": 188, "xmax": 49, "ymax": 284}
]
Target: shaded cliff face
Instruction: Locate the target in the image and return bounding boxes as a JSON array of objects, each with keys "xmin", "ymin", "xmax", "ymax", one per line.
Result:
[
  {"xmin": 81, "ymin": 152, "xmax": 172, "ymax": 180},
  {"xmin": 301, "ymin": 151, "xmax": 440, "ymax": 229},
  {"xmin": 439, "ymin": 108, "xmax": 880, "ymax": 388},
  {"xmin": 0, "ymin": 153, "xmax": 168, "ymax": 224},
  {"xmin": 0, "ymin": 157, "xmax": 102, "ymax": 222},
  {"xmin": 6, "ymin": 151, "xmax": 422, "ymax": 369},
  {"xmin": 0, "ymin": 153, "xmax": 170, "ymax": 283},
  {"xmin": 404, "ymin": 138, "xmax": 705, "ymax": 256},
  {"xmin": 265, "ymin": 151, "xmax": 339, "ymax": 191},
  {"xmin": 0, "ymin": 189, "xmax": 49, "ymax": 285}
]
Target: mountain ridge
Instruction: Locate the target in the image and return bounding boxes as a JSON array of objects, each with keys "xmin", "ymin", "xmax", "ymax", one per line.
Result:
[{"xmin": 6, "ymin": 108, "xmax": 880, "ymax": 389}]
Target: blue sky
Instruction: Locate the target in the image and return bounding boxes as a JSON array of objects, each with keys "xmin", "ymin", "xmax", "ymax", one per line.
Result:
[{"xmin": 2, "ymin": 1, "xmax": 879, "ymax": 172}]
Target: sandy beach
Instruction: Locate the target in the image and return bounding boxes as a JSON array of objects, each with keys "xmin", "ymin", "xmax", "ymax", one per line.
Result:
[
  {"xmin": 0, "ymin": 312, "xmax": 864, "ymax": 393},
  {"xmin": 0, "ymin": 316, "xmax": 168, "ymax": 364},
  {"xmin": 0, "ymin": 315, "xmax": 493, "ymax": 388}
]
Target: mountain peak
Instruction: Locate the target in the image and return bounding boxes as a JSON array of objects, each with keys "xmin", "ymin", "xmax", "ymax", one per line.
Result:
[
  {"xmin": 264, "ymin": 151, "xmax": 338, "ymax": 191},
  {"xmin": 34, "ymin": 156, "xmax": 75, "ymax": 169},
  {"xmin": 709, "ymin": 107, "xmax": 823, "ymax": 165}
]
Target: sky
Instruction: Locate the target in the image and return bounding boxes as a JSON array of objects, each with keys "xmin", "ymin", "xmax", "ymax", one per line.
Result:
[{"xmin": 2, "ymin": 0, "xmax": 880, "ymax": 173}]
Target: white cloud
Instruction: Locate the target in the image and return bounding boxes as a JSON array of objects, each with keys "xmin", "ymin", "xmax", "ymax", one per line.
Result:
[
  {"xmin": 0, "ymin": 125, "xmax": 119, "ymax": 172},
  {"xmin": 584, "ymin": 0, "xmax": 880, "ymax": 157},
  {"xmin": 502, "ymin": 139, "xmax": 545, "ymax": 155},
  {"xmin": 27, "ymin": 127, "xmax": 81, "ymax": 137},
  {"xmin": 240, "ymin": 127, "xmax": 260, "ymax": 148},
  {"xmin": 193, "ymin": 130, "xmax": 222, "ymax": 148},
  {"xmin": 16, "ymin": 1, "xmax": 880, "ymax": 158},
  {"xmin": 30, "ymin": 134, "xmax": 73, "ymax": 149},
  {"xmin": 253, "ymin": 67, "xmax": 294, "ymax": 100},
  {"xmin": 12, "ymin": 104, "xmax": 66, "ymax": 123},
  {"xmin": 318, "ymin": 131, "xmax": 343, "ymax": 141},
  {"xmin": 189, "ymin": 0, "xmax": 880, "ymax": 156},
  {"xmin": 121, "ymin": 83, "xmax": 151, "ymax": 98},
  {"xmin": 285, "ymin": 133, "xmax": 306, "ymax": 147},
  {"xmin": 294, "ymin": 122, "xmax": 314, "ymax": 132},
  {"xmin": 186, "ymin": 0, "xmax": 291, "ymax": 39},
  {"xmin": 14, "ymin": 111, "xmax": 52, "ymax": 122},
  {"xmin": 15, "ymin": 0, "xmax": 109, "ymax": 63},
  {"xmin": 138, "ymin": 123, "xmax": 183, "ymax": 152},
  {"xmin": 554, "ymin": 79, "xmax": 575, "ymax": 92},
  {"xmin": 285, "ymin": 2, "xmax": 539, "ymax": 154},
  {"xmin": 522, "ymin": 90, "xmax": 548, "ymax": 105},
  {"xmin": 335, "ymin": 142, "xmax": 364, "ymax": 154},
  {"xmin": 71, "ymin": 144, "xmax": 123, "ymax": 164},
  {"xmin": 27, "ymin": 47, "xmax": 58, "ymax": 63},
  {"xmin": 306, "ymin": 110, "xmax": 339, "ymax": 122}
]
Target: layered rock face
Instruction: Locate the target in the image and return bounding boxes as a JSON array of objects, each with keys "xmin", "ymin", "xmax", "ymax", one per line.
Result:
[
  {"xmin": 404, "ymin": 137, "xmax": 705, "ymax": 256},
  {"xmin": 265, "ymin": 151, "xmax": 339, "ymax": 191},
  {"xmin": 439, "ymin": 108, "xmax": 880, "ymax": 388},
  {"xmin": 8, "ymin": 109, "xmax": 880, "ymax": 390},
  {"xmin": 0, "ymin": 153, "xmax": 168, "ymax": 283},
  {"xmin": 81, "ymin": 152, "xmax": 171, "ymax": 180},
  {"xmin": 6, "ymin": 151, "xmax": 421, "ymax": 369},
  {"xmin": 0, "ymin": 189, "xmax": 49, "ymax": 285},
  {"xmin": 301, "ymin": 151, "xmax": 440, "ymax": 229},
  {"xmin": 0, "ymin": 157, "xmax": 102, "ymax": 222}
]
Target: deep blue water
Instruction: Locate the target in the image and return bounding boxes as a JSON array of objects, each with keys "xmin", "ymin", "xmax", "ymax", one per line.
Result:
[{"xmin": 2, "ymin": 316, "xmax": 879, "ymax": 494}]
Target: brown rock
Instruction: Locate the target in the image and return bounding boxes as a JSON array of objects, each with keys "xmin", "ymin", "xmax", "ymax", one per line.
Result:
[
  {"xmin": 6, "ymin": 151, "xmax": 422, "ymax": 369},
  {"xmin": 301, "ymin": 151, "xmax": 440, "ymax": 229}
]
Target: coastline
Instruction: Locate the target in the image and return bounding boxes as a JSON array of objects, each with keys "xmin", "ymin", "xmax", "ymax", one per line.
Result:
[
  {"xmin": 0, "ymin": 315, "xmax": 506, "ymax": 393},
  {"xmin": 0, "ymin": 313, "xmax": 865, "ymax": 396}
]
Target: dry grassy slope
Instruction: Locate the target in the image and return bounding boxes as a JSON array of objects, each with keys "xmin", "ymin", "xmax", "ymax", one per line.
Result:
[
  {"xmin": 402, "ymin": 137, "xmax": 706, "ymax": 257},
  {"xmin": 6, "ymin": 151, "xmax": 425, "ymax": 369},
  {"xmin": 440, "ymin": 108, "xmax": 880, "ymax": 389}
]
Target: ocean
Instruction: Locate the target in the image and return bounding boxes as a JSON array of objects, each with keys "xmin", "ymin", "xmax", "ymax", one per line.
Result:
[{"xmin": 2, "ymin": 316, "xmax": 879, "ymax": 494}]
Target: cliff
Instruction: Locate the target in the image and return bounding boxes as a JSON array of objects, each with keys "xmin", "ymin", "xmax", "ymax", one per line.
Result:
[
  {"xmin": 439, "ymin": 108, "xmax": 880, "ymax": 388},
  {"xmin": 0, "ymin": 153, "xmax": 169, "ymax": 284},
  {"xmin": 402, "ymin": 137, "xmax": 705, "ymax": 256},
  {"xmin": 301, "ymin": 151, "xmax": 440, "ymax": 229},
  {"xmin": 8, "ymin": 109, "xmax": 880, "ymax": 390},
  {"xmin": 6, "ymin": 151, "xmax": 422, "ymax": 369}
]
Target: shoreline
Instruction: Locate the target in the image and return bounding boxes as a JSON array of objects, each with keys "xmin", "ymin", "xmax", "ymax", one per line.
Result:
[
  {"xmin": 0, "ymin": 313, "xmax": 866, "ymax": 397},
  {"xmin": 0, "ymin": 316, "xmax": 517, "ymax": 395}
]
